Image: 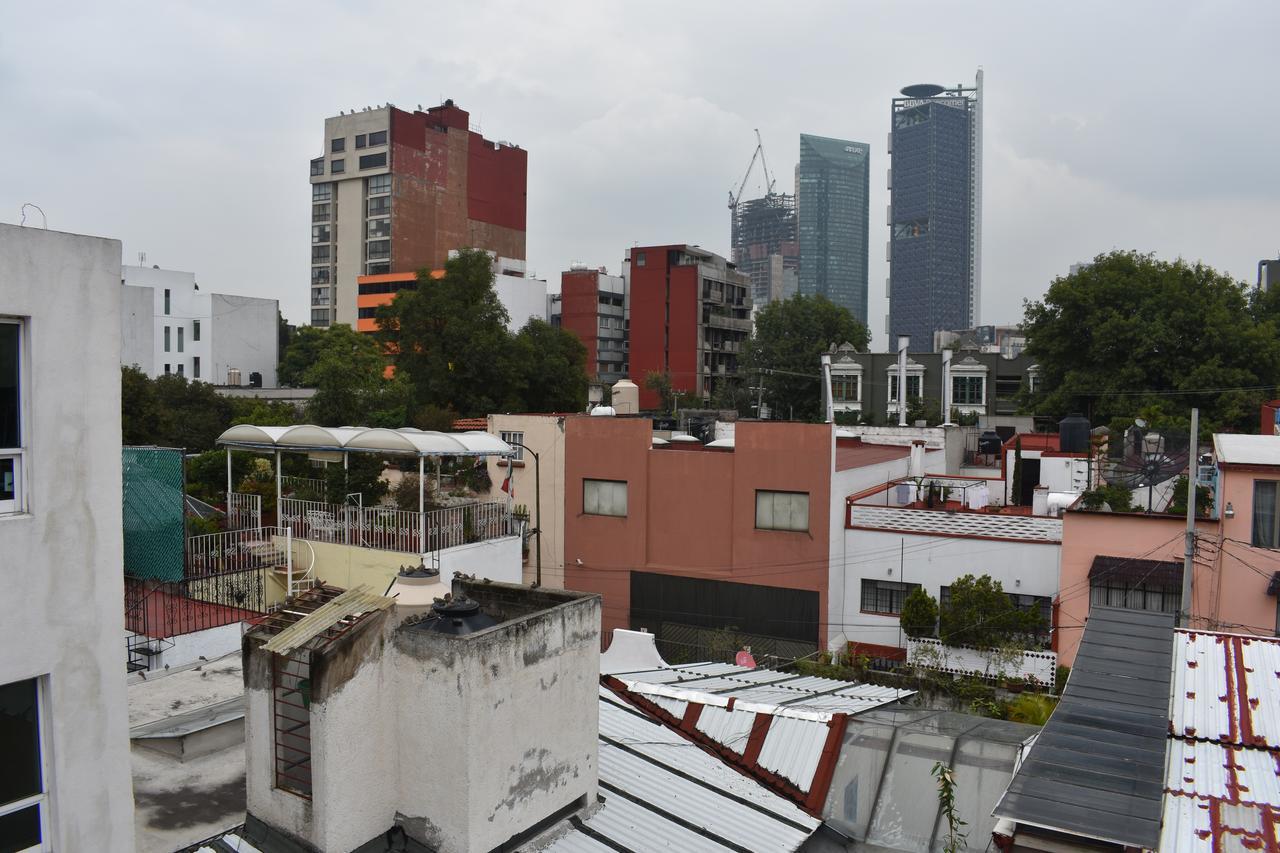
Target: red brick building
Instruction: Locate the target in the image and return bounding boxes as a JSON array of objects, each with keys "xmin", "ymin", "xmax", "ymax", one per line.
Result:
[{"xmin": 558, "ymin": 266, "xmax": 627, "ymax": 384}]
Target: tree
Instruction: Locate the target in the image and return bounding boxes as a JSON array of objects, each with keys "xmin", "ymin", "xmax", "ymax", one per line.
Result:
[
  {"xmin": 939, "ymin": 574, "xmax": 1043, "ymax": 649},
  {"xmin": 376, "ymin": 249, "xmax": 521, "ymax": 417},
  {"xmin": 121, "ymin": 365, "xmax": 161, "ymax": 445},
  {"xmin": 645, "ymin": 371, "xmax": 675, "ymax": 415},
  {"xmin": 278, "ymin": 325, "xmax": 335, "ymax": 387},
  {"xmin": 300, "ymin": 325, "xmax": 404, "ymax": 428},
  {"xmin": 901, "ymin": 588, "xmax": 939, "ymax": 639},
  {"xmin": 1010, "ymin": 437, "xmax": 1024, "ymax": 506},
  {"xmin": 1021, "ymin": 251, "xmax": 1280, "ymax": 432},
  {"xmin": 513, "ymin": 318, "xmax": 589, "ymax": 413},
  {"xmin": 743, "ymin": 295, "xmax": 870, "ymax": 422},
  {"xmin": 151, "ymin": 373, "xmax": 235, "ymax": 451},
  {"xmin": 1166, "ymin": 475, "xmax": 1212, "ymax": 517}
]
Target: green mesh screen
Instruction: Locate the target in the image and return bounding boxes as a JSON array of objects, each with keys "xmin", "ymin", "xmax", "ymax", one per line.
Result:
[{"xmin": 122, "ymin": 446, "xmax": 185, "ymax": 581}]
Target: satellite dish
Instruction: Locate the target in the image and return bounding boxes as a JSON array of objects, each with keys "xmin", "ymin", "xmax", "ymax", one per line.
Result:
[
  {"xmin": 735, "ymin": 649, "xmax": 757, "ymax": 669},
  {"xmin": 1101, "ymin": 426, "xmax": 1190, "ymax": 512}
]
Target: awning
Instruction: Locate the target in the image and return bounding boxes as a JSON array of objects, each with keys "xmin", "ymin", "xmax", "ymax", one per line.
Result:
[
  {"xmin": 216, "ymin": 424, "xmax": 515, "ymax": 459},
  {"xmin": 1088, "ymin": 555, "xmax": 1182, "ymax": 587}
]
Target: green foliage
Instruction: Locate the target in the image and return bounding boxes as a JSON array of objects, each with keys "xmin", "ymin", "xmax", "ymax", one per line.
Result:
[
  {"xmin": 1055, "ymin": 664, "xmax": 1071, "ymax": 694},
  {"xmin": 513, "ymin": 318, "xmax": 588, "ymax": 413},
  {"xmin": 375, "ymin": 249, "xmax": 526, "ymax": 417},
  {"xmin": 300, "ymin": 324, "xmax": 405, "ymax": 427},
  {"xmin": 1004, "ymin": 693, "xmax": 1059, "ymax": 726},
  {"xmin": 391, "ymin": 473, "xmax": 440, "ymax": 513},
  {"xmin": 1021, "ymin": 251, "xmax": 1280, "ymax": 432},
  {"xmin": 1166, "ymin": 475, "xmax": 1213, "ymax": 517},
  {"xmin": 1079, "ymin": 484, "xmax": 1135, "ymax": 512},
  {"xmin": 906, "ymin": 395, "xmax": 942, "ymax": 426},
  {"xmin": 709, "ymin": 377, "xmax": 755, "ymax": 417},
  {"xmin": 939, "ymin": 574, "xmax": 1044, "ymax": 649},
  {"xmin": 743, "ymin": 295, "xmax": 870, "ymax": 421},
  {"xmin": 900, "ymin": 588, "xmax": 939, "ymax": 639},
  {"xmin": 321, "ymin": 454, "xmax": 388, "ymax": 506},
  {"xmin": 932, "ymin": 762, "xmax": 968, "ymax": 853},
  {"xmin": 413, "ymin": 403, "xmax": 461, "ymax": 432},
  {"xmin": 186, "ymin": 449, "xmax": 255, "ymax": 504},
  {"xmin": 645, "ymin": 371, "xmax": 676, "ymax": 414}
]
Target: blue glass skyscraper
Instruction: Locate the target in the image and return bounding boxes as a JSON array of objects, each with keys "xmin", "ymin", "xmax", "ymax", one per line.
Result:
[
  {"xmin": 887, "ymin": 70, "xmax": 983, "ymax": 348},
  {"xmin": 796, "ymin": 134, "xmax": 870, "ymax": 325}
]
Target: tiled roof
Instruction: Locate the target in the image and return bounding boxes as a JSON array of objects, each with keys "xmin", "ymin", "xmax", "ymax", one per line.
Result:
[
  {"xmin": 848, "ymin": 505, "xmax": 1063, "ymax": 542},
  {"xmin": 451, "ymin": 417, "xmax": 488, "ymax": 430}
]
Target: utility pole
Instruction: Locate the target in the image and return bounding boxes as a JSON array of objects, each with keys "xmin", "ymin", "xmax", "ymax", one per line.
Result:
[
  {"xmin": 1181, "ymin": 408, "xmax": 1199, "ymax": 629},
  {"xmin": 509, "ymin": 442, "xmax": 542, "ymax": 586}
]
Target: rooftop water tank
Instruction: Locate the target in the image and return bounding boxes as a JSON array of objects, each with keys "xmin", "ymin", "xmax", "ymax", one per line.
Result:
[
  {"xmin": 977, "ymin": 430, "xmax": 1003, "ymax": 455},
  {"xmin": 1059, "ymin": 413, "xmax": 1091, "ymax": 453},
  {"xmin": 409, "ymin": 595, "xmax": 497, "ymax": 636},
  {"xmin": 611, "ymin": 379, "xmax": 640, "ymax": 414}
]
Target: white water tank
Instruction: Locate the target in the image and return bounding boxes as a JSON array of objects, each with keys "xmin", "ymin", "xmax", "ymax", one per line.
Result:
[
  {"xmin": 226, "ymin": 367, "xmax": 242, "ymax": 387},
  {"xmin": 611, "ymin": 379, "xmax": 640, "ymax": 414}
]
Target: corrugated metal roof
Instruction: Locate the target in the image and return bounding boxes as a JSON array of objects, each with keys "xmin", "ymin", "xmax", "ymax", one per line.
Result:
[
  {"xmin": 993, "ymin": 606, "xmax": 1176, "ymax": 849},
  {"xmin": 1170, "ymin": 630, "xmax": 1280, "ymax": 750},
  {"xmin": 757, "ymin": 715, "xmax": 831, "ymax": 790},
  {"xmin": 1213, "ymin": 433, "xmax": 1280, "ymax": 466},
  {"xmin": 694, "ymin": 705, "xmax": 756, "ymax": 755}
]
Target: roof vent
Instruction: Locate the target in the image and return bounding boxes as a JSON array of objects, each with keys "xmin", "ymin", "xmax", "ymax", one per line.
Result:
[{"xmin": 590, "ymin": 405, "xmax": 616, "ymax": 417}]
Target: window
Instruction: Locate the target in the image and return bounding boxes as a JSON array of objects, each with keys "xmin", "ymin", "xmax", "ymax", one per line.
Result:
[
  {"xmin": 501, "ymin": 431, "xmax": 524, "ymax": 461},
  {"xmin": 330, "ymin": 159, "xmax": 345, "ymax": 174},
  {"xmin": 368, "ymin": 130, "xmax": 387, "ymax": 146},
  {"xmin": 312, "ymin": 224, "xmax": 331, "ymax": 244},
  {"xmin": 1253, "ymin": 481, "xmax": 1280, "ymax": 548},
  {"xmin": 193, "ymin": 356, "xmax": 200, "ymax": 379},
  {"xmin": 311, "ymin": 246, "xmax": 331, "ymax": 263},
  {"xmin": 584, "ymin": 479, "xmax": 627, "ymax": 517},
  {"xmin": 861, "ymin": 580, "xmax": 920, "ymax": 615},
  {"xmin": 889, "ymin": 374, "xmax": 922, "ymax": 400},
  {"xmin": 0, "ymin": 678, "xmax": 48, "ymax": 852},
  {"xmin": 311, "ymin": 267, "xmax": 331, "ymax": 285},
  {"xmin": 177, "ymin": 326, "xmax": 184, "ymax": 353},
  {"xmin": 755, "ymin": 490, "xmax": 810, "ymax": 532},
  {"xmin": 367, "ymin": 219, "xmax": 390, "ymax": 239},
  {"xmin": 311, "ymin": 309, "xmax": 330, "ymax": 325},
  {"xmin": 357, "ymin": 307, "xmax": 378, "ymax": 320},
  {"xmin": 312, "ymin": 183, "xmax": 332, "ymax": 202},
  {"xmin": 164, "ymin": 363, "xmax": 171, "ymax": 375},
  {"xmin": 310, "ymin": 158, "xmax": 323, "ymax": 177},
  {"xmin": 366, "ymin": 262, "xmax": 390, "ymax": 275},
  {"xmin": 355, "ymin": 133, "xmax": 367, "ymax": 148},
  {"xmin": 367, "ymin": 174, "xmax": 391, "ymax": 195},
  {"xmin": 312, "ymin": 203, "xmax": 330, "ymax": 222},
  {"xmin": 952, "ymin": 375, "xmax": 985, "ymax": 406},
  {"xmin": 367, "ymin": 196, "xmax": 390, "ymax": 217},
  {"xmin": 832, "ymin": 374, "xmax": 860, "ymax": 402},
  {"xmin": 192, "ymin": 320, "xmax": 200, "ymax": 342},
  {"xmin": 164, "ymin": 288, "xmax": 171, "ymax": 315},
  {"xmin": 1, "ymin": 320, "xmax": 24, "ymax": 515},
  {"xmin": 366, "ymin": 240, "xmax": 390, "ymax": 260},
  {"xmin": 331, "ymin": 138, "xmax": 345, "ymax": 153},
  {"xmin": 312, "ymin": 290, "xmax": 331, "ymax": 306},
  {"xmin": 1089, "ymin": 578, "xmax": 1181, "ymax": 613},
  {"xmin": 177, "ymin": 363, "xmax": 184, "ymax": 377},
  {"xmin": 635, "ymin": 251, "xmax": 646, "ymax": 267},
  {"xmin": 163, "ymin": 326, "xmax": 171, "ymax": 352},
  {"xmin": 359, "ymin": 152, "xmax": 387, "ymax": 170}
]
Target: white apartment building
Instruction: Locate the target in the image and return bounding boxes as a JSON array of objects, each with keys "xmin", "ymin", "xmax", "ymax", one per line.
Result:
[
  {"xmin": 121, "ymin": 264, "xmax": 279, "ymax": 386},
  {"xmin": 0, "ymin": 223, "xmax": 135, "ymax": 851}
]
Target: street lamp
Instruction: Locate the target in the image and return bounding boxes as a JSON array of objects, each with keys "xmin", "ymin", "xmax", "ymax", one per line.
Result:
[{"xmin": 507, "ymin": 442, "xmax": 542, "ymax": 586}]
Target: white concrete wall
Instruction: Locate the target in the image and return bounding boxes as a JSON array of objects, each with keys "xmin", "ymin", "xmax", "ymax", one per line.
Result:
[
  {"xmin": 436, "ymin": 534, "xmax": 523, "ymax": 586},
  {"xmin": 0, "ymin": 224, "xmax": 136, "ymax": 852},
  {"xmin": 494, "ymin": 272, "xmax": 548, "ymax": 330},
  {"xmin": 211, "ymin": 292, "xmax": 279, "ymax": 387},
  {"xmin": 120, "ymin": 284, "xmax": 154, "ymax": 371},
  {"xmin": 122, "ymin": 265, "xmax": 212, "ymax": 380},
  {"xmin": 129, "ymin": 622, "xmax": 245, "ymax": 671},
  {"xmin": 833, "ymin": 526, "xmax": 1061, "ymax": 650},
  {"xmin": 485, "ymin": 414, "xmax": 567, "ymax": 587}
]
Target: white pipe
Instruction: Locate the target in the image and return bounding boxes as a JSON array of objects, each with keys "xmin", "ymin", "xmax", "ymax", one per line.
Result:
[
  {"xmin": 274, "ymin": 451, "xmax": 281, "ymax": 518},
  {"xmin": 896, "ymin": 335, "xmax": 910, "ymax": 427},
  {"xmin": 941, "ymin": 349, "xmax": 954, "ymax": 426},
  {"xmin": 225, "ymin": 448, "xmax": 232, "ymax": 499},
  {"xmin": 419, "ymin": 456, "xmax": 426, "ymax": 558},
  {"xmin": 820, "ymin": 353, "xmax": 834, "ymax": 424}
]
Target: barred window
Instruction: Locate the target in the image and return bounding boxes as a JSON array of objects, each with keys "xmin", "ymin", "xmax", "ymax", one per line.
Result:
[{"xmin": 861, "ymin": 580, "xmax": 920, "ymax": 615}]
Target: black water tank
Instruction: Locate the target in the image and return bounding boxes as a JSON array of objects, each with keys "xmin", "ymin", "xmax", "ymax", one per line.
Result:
[
  {"xmin": 1059, "ymin": 413, "xmax": 1091, "ymax": 453},
  {"xmin": 413, "ymin": 596, "xmax": 497, "ymax": 636},
  {"xmin": 249, "ymin": 371, "xmax": 263, "ymax": 388},
  {"xmin": 978, "ymin": 430, "xmax": 1003, "ymax": 454}
]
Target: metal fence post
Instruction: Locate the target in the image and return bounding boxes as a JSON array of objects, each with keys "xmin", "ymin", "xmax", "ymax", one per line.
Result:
[{"xmin": 286, "ymin": 525, "xmax": 294, "ymax": 596}]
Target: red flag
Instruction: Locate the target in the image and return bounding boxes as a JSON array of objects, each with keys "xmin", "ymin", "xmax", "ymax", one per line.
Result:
[{"xmin": 501, "ymin": 465, "xmax": 514, "ymax": 500}]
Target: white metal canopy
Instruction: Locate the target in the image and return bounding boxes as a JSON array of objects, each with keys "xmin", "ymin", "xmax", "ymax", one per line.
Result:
[{"xmin": 216, "ymin": 424, "xmax": 516, "ymax": 458}]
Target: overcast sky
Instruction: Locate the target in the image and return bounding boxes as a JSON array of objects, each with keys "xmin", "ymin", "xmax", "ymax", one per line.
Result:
[{"xmin": 3, "ymin": 1, "xmax": 1277, "ymax": 350}]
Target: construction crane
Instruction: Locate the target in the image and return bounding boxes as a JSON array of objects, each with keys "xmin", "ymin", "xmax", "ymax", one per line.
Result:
[{"xmin": 727, "ymin": 129, "xmax": 775, "ymax": 211}]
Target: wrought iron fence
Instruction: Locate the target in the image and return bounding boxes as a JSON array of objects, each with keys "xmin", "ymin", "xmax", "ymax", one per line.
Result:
[
  {"xmin": 278, "ymin": 498, "xmax": 512, "ymax": 554},
  {"xmin": 227, "ymin": 491, "xmax": 262, "ymax": 530},
  {"xmin": 281, "ymin": 475, "xmax": 327, "ymax": 502}
]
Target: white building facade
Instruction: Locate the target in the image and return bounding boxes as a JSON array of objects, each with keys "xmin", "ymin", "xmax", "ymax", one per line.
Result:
[
  {"xmin": 0, "ymin": 224, "xmax": 136, "ymax": 852},
  {"xmin": 121, "ymin": 264, "xmax": 279, "ymax": 386}
]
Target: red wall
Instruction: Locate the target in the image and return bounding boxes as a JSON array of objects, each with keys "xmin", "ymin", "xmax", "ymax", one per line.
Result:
[
  {"xmin": 467, "ymin": 132, "xmax": 527, "ymax": 232},
  {"xmin": 561, "ymin": 270, "xmax": 600, "ymax": 374},
  {"xmin": 563, "ymin": 417, "xmax": 833, "ymax": 645},
  {"xmin": 627, "ymin": 246, "xmax": 701, "ymax": 409}
]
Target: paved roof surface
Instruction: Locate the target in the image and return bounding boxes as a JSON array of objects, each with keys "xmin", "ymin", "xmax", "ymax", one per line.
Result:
[{"xmin": 993, "ymin": 606, "xmax": 1175, "ymax": 848}]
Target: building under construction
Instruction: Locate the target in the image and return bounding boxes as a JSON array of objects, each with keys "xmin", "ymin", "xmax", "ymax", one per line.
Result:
[{"xmin": 731, "ymin": 192, "xmax": 799, "ymax": 308}]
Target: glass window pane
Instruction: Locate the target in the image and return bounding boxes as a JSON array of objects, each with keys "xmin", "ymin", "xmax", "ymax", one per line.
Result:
[
  {"xmin": 0, "ymin": 324, "xmax": 17, "ymax": 448},
  {"xmin": 0, "ymin": 679, "xmax": 40, "ymax": 805},
  {"xmin": 1254, "ymin": 481, "xmax": 1277, "ymax": 548},
  {"xmin": 0, "ymin": 804, "xmax": 41, "ymax": 851},
  {"xmin": 756, "ymin": 491, "xmax": 774, "ymax": 528}
]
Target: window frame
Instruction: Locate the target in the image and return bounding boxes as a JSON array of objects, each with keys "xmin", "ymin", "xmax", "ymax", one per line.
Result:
[
  {"xmin": 831, "ymin": 373, "xmax": 860, "ymax": 403},
  {"xmin": 359, "ymin": 152, "xmax": 387, "ymax": 170},
  {"xmin": 583, "ymin": 478, "xmax": 627, "ymax": 517},
  {"xmin": 192, "ymin": 319, "xmax": 200, "ymax": 342},
  {"xmin": 0, "ymin": 318, "xmax": 25, "ymax": 515},
  {"xmin": 355, "ymin": 133, "xmax": 367, "ymax": 149},
  {"xmin": 500, "ymin": 431, "xmax": 525, "ymax": 462},
  {"xmin": 192, "ymin": 356, "xmax": 200, "ymax": 380},
  {"xmin": 163, "ymin": 326, "xmax": 171, "ymax": 353},
  {"xmin": 311, "ymin": 183, "xmax": 332, "ymax": 202},
  {"xmin": 0, "ymin": 677, "xmax": 52, "ymax": 852},
  {"xmin": 368, "ymin": 129, "xmax": 388, "ymax": 146},
  {"xmin": 755, "ymin": 489, "xmax": 810, "ymax": 533},
  {"xmin": 860, "ymin": 579, "xmax": 921, "ymax": 616},
  {"xmin": 1252, "ymin": 480, "xmax": 1280, "ymax": 548},
  {"xmin": 330, "ymin": 159, "xmax": 345, "ymax": 174},
  {"xmin": 952, "ymin": 375, "xmax": 985, "ymax": 406},
  {"xmin": 331, "ymin": 137, "xmax": 345, "ymax": 153}
]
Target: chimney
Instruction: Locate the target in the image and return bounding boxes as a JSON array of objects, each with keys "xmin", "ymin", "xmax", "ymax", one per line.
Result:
[
  {"xmin": 1032, "ymin": 484, "xmax": 1050, "ymax": 517},
  {"xmin": 909, "ymin": 439, "xmax": 926, "ymax": 478},
  {"xmin": 941, "ymin": 349, "xmax": 955, "ymax": 426},
  {"xmin": 242, "ymin": 581, "xmax": 602, "ymax": 853},
  {"xmin": 896, "ymin": 335, "xmax": 910, "ymax": 427}
]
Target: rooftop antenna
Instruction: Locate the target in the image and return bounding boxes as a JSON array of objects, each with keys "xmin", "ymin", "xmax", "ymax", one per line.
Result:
[
  {"xmin": 19, "ymin": 203, "xmax": 47, "ymax": 229},
  {"xmin": 138, "ymin": 252, "xmax": 146, "ymax": 266}
]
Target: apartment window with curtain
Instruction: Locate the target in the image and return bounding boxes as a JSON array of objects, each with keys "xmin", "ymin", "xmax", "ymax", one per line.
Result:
[
  {"xmin": 1, "ymin": 319, "xmax": 24, "ymax": 515},
  {"xmin": 832, "ymin": 374, "xmax": 860, "ymax": 402},
  {"xmin": 861, "ymin": 580, "xmax": 920, "ymax": 615},
  {"xmin": 1253, "ymin": 481, "xmax": 1280, "ymax": 548},
  {"xmin": 755, "ymin": 490, "xmax": 809, "ymax": 532},
  {"xmin": 583, "ymin": 479, "xmax": 627, "ymax": 517},
  {"xmin": 0, "ymin": 678, "xmax": 48, "ymax": 852}
]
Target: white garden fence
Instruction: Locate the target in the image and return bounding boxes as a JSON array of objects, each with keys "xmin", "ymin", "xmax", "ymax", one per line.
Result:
[{"xmin": 906, "ymin": 637, "xmax": 1056, "ymax": 687}]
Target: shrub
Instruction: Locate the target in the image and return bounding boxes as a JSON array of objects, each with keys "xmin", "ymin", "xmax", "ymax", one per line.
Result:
[
  {"xmin": 901, "ymin": 588, "xmax": 940, "ymax": 639},
  {"xmin": 1004, "ymin": 693, "xmax": 1058, "ymax": 726},
  {"xmin": 1079, "ymin": 484, "xmax": 1134, "ymax": 512},
  {"xmin": 939, "ymin": 574, "xmax": 1043, "ymax": 649}
]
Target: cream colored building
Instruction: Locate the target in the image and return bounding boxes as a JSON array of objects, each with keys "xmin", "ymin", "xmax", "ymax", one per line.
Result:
[{"xmin": 486, "ymin": 414, "xmax": 568, "ymax": 588}]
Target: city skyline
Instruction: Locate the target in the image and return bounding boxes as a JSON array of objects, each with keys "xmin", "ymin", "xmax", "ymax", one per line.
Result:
[
  {"xmin": 3, "ymin": 2, "xmax": 1278, "ymax": 351},
  {"xmin": 797, "ymin": 132, "xmax": 871, "ymax": 324}
]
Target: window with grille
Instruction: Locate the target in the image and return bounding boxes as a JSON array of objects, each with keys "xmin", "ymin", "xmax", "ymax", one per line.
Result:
[
  {"xmin": 312, "ymin": 183, "xmax": 331, "ymax": 202},
  {"xmin": 832, "ymin": 374, "xmax": 860, "ymax": 402},
  {"xmin": 584, "ymin": 479, "xmax": 627, "ymax": 517},
  {"xmin": 860, "ymin": 580, "xmax": 920, "ymax": 615},
  {"xmin": 755, "ymin": 490, "xmax": 809, "ymax": 532},
  {"xmin": 500, "ymin": 431, "xmax": 524, "ymax": 461},
  {"xmin": 952, "ymin": 375, "xmax": 985, "ymax": 405},
  {"xmin": 1088, "ymin": 578, "xmax": 1180, "ymax": 613}
]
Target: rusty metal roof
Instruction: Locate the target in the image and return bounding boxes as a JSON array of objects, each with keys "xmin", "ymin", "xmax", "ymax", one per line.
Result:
[{"xmin": 1170, "ymin": 630, "xmax": 1280, "ymax": 750}]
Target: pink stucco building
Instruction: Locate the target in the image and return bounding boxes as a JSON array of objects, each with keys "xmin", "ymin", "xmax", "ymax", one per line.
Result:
[{"xmin": 1057, "ymin": 433, "xmax": 1280, "ymax": 666}]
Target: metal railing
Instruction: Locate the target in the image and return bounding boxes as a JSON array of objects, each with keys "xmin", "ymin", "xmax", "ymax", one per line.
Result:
[
  {"xmin": 278, "ymin": 498, "xmax": 513, "ymax": 555},
  {"xmin": 227, "ymin": 491, "xmax": 262, "ymax": 530},
  {"xmin": 187, "ymin": 526, "xmax": 292, "ymax": 576},
  {"xmin": 281, "ymin": 475, "xmax": 327, "ymax": 501}
]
